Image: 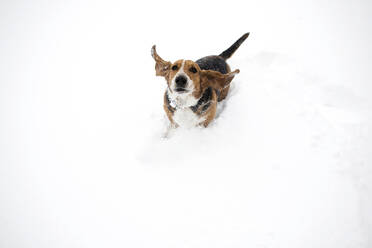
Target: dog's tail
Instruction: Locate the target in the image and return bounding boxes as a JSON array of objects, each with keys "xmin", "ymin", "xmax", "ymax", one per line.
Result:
[{"xmin": 219, "ymin": 32, "xmax": 249, "ymax": 60}]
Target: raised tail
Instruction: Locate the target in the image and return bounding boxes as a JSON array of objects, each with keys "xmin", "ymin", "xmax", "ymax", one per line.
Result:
[{"xmin": 219, "ymin": 32, "xmax": 249, "ymax": 60}]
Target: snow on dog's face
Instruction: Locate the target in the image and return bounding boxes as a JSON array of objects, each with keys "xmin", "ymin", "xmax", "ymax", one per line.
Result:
[{"xmin": 151, "ymin": 45, "xmax": 239, "ymax": 102}]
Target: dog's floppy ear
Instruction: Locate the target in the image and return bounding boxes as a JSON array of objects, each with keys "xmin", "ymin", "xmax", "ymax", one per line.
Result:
[
  {"xmin": 151, "ymin": 45, "xmax": 171, "ymax": 78},
  {"xmin": 200, "ymin": 69, "xmax": 240, "ymax": 91}
]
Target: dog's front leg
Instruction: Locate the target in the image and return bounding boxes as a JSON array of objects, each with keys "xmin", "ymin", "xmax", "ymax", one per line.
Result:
[{"xmin": 162, "ymin": 122, "xmax": 178, "ymax": 139}]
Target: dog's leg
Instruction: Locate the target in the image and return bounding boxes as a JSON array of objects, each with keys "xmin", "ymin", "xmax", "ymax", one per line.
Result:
[{"xmin": 162, "ymin": 123, "xmax": 177, "ymax": 139}]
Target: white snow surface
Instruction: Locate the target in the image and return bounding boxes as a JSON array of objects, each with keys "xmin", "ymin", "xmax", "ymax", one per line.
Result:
[{"xmin": 1, "ymin": 0, "xmax": 372, "ymax": 247}]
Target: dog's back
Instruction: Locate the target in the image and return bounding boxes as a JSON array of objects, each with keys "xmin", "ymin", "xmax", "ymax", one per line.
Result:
[
  {"xmin": 196, "ymin": 56, "xmax": 229, "ymax": 74},
  {"xmin": 195, "ymin": 33, "xmax": 249, "ymax": 101}
]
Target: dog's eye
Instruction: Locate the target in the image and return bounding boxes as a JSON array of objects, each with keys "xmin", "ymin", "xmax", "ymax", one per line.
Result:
[
  {"xmin": 189, "ymin": 67, "xmax": 197, "ymax": 73},
  {"xmin": 171, "ymin": 65, "xmax": 178, "ymax": 71}
]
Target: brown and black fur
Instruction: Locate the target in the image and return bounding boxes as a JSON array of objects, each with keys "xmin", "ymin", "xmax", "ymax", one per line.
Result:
[
  {"xmin": 151, "ymin": 32, "xmax": 249, "ymax": 127},
  {"xmin": 196, "ymin": 33, "xmax": 249, "ymax": 101}
]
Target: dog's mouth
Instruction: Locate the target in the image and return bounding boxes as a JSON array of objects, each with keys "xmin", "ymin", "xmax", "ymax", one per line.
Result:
[{"xmin": 174, "ymin": 88, "xmax": 188, "ymax": 93}]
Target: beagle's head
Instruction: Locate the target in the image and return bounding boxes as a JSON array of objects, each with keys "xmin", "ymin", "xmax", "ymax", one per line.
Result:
[{"xmin": 151, "ymin": 45, "xmax": 239, "ymax": 98}]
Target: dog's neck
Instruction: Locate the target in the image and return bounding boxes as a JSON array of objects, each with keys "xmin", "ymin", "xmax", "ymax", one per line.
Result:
[
  {"xmin": 166, "ymin": 87, "xmax": 213, "ymax": 113},
  {"xmin": 167, "ymin": 88, "xmax": 199, "ymax": 109}
]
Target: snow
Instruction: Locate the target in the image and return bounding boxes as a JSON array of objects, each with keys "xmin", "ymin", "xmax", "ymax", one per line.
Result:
[{"xmin": 1, "ymin": 0, "xmax": 371, "ymax": 247}]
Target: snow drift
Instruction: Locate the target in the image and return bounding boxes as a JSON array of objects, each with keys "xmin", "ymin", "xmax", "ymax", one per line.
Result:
[{"xmin": 0, "ymin": 0, "xmax": 371, "ymax": 247}]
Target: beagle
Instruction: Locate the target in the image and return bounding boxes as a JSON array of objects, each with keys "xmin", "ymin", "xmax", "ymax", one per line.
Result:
[{"xmin": 151, "ymin": 32, "xmax": 249, "ymax": 128}]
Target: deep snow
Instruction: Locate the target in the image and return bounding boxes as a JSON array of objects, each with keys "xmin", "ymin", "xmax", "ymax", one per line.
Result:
[{"xmin": 1, "ymin": 0, "xmax": 371, "ymax": 247}]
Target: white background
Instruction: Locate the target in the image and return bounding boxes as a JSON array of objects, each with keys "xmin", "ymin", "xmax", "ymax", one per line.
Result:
[{"xmin": 1, "ymin": 0, "xmax": 371, "ymax": 247}]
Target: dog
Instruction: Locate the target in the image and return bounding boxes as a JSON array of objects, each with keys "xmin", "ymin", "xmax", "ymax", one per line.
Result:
[{"xmin": 151, "ymin": 32, "xmax": 249, "ymax": 129}]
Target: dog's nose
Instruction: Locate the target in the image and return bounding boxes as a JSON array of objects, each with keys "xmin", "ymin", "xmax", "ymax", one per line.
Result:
[{"xmin": 175, "ymin": 75, "xmax": 187, "ymax": 88}]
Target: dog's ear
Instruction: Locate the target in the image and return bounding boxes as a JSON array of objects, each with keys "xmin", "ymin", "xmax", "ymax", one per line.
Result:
[
  {"xmin": 151, "ymin": 45, "xmax": 171, "ymax": 78},
  {"xmin": 200, "ymin": 69, "xmax": 239, "ymax": 91}
]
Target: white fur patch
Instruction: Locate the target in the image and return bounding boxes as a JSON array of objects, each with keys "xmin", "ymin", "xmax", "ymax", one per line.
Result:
[
  {"xmin": 173, "ymin": 108, "xmax": 205, "ymax": 128},
  {"xmin": 167, "ymin": 88, "xmax": 198, "ymax": 108}
]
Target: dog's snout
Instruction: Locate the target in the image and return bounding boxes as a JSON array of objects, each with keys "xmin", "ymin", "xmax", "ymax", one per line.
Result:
[{"xmin": 175, "ymin": 75, "xmax": 187, "ymax": 88}]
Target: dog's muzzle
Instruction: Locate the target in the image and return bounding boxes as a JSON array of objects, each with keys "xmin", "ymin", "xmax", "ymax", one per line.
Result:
[{"xmin": 174, "ymin": 75, "xmax": 188, "ymax": 93}]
